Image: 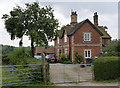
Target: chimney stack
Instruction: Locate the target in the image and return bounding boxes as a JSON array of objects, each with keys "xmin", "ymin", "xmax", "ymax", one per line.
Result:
[
  {"xmin": 70, "ymin": 11, "xmax": 77, "ymax": 26},
  {"xmin": 93, "ymin": 12, "xmax": 98, "ymax": 26}
]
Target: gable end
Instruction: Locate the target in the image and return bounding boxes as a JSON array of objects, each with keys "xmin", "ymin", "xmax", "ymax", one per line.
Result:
[{"xmin": 69, "ymin": 19, "xmax": 103, "ymax": 36}]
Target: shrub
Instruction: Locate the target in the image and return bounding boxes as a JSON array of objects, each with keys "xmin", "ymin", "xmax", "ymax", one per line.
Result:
[
  {"xmin": 59, "ymin": 53, "xmax": 67, "ymax": 63},
  {"xmin": 59, "ymin": 53, "xmax": 72, "ymax": 64},
  {"xmin": 94, "ymin": 56, "xmax": 120, "ymax": 81},
  {"xmin": 75, "ymin": 52, "xmax": 84, "ymax": 63},
  {"xmin": 7, "ymin": 47, "xmax": 30, "ymax": 65},
  {"xmin": 63, "ymin": 61, "xmax": 73, "ymax": 64},
  {"xmin": 2, "ymin": 54, "xmax": 9, "ymax": 65}
]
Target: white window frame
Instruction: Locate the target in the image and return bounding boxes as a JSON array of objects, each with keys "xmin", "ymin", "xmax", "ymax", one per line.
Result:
[
  {"xmin": 84, "ymin": 33, "xmax": 91, "ymax": 41},
  {"xmin": 84, "ymin": 49, "xmax": 91, "ymax": 58},
  {"xmin": 57, "ymin": 49, "xmax": 59, "ymax": 56},
  {"xmin": 64, "ymin": 34, "xmax": 67, "ymax": 43},
  {"xmin": 57, "ymin": 37, "xmax": 59, "ymax": 44},
  {"xmin": 64, "ymin": 48, "xmax": 68, "ymax": 55}
]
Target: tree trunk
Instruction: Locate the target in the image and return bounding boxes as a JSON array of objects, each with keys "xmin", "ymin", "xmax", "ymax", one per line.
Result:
[
  {"xmin": 31, "ymin": 37, "xmax": 34, "ymax": 57},
  {"xmin": 19, "ymin": 39, "xmax": 23, "ymax": 47}
]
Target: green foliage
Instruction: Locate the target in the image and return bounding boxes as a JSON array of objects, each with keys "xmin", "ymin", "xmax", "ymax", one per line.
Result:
[
  {"xmin": 94, "ymin": 56, "xmax": 120, "ymax": 81},
  {"xmin": 2, "ymin": 47, "xmax": 41, "ymax": 65},
  {"xmin": 63, "ymin": 61, "xmax": 73, "ymax": 64},
  {"xmin": 75, "ymin": 52, "xmax": 84, "ymax": 63},
  {"xmin": 7, "ymin": 47, "xmax": 28, "ymax": 65},
  {"xmin": 0, "ymin": 44, "xmax": 16, "ymax": 54},
  {"xmin": 2, "ymin": 2, "xmax": 59, "ymax": 57},
  {"xmin": 2, "ymin": 54, "xmax": 10, "ymax": 65},
  {"xmin": 59, "ymin": 53, "xmax": 72, "ymax": 64},
  {"xmin": 103, "ymin": 40, "xmax": 119, "ymax": 56},
  {"xmin": 1, "ymin": 45, "xmax": 33, "ymax": 65},
  {"xmin": 59, "ymin": 53, "xmax": 67, "ymax": 63}
]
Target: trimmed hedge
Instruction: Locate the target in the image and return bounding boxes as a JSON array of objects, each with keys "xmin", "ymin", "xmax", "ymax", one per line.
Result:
[{"xmin": 94, "ymin": 56, "xmax": 120, "ymax": 81}]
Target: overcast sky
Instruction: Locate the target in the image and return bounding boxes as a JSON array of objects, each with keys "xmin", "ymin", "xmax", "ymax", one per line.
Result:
[{"xmin": 0, "ymin": 0, "xmax": 119, "ymax": 47}]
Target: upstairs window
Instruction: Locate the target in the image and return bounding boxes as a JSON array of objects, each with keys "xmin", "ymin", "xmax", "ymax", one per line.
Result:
[
  {"xmin": 57, "ymin": 37, "xmax": 59, "ymax": 44},
  {"xmin": 64, "ymin": 34, "xmax": 67, "ymax": 42},
  {"xmin": 84, "ymin": 33, "xmax": 91, "ymax": 41}
]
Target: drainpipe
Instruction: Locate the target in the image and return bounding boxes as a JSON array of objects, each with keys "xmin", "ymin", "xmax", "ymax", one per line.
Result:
[{"xmin": 69, "ymin": 36, "xmax": 71, "ymax": 61}]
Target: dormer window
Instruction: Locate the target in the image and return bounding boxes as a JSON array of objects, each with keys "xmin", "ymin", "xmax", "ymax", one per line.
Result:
[
  {"xmin": 57, "ymin": 37, "xmax": 59, "ymax": 44},
  {"xmin": 64, "ymin": 34, "xmax": 67, "ymax": 42},
  {"xmin": 84, "ymin": 33, "xmax": 91, "ymax": 41}
]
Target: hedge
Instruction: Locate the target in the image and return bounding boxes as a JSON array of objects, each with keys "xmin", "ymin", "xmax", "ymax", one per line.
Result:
[{"xmin": 94, "ymin": 56, "xmax": 120, "ymax": 81}]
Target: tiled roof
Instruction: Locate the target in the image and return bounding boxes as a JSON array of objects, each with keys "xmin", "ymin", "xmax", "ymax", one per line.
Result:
[
  {"xmin": 57, "ymin": 19, "xmax": 104, "ymax": 38},
  {"xmin": 98, "ymin": 26, "xmax": 111, "ymax": 38},
  {"xmin": 35, "ymin": 47, "xmax": 54, "ymax": 55}
]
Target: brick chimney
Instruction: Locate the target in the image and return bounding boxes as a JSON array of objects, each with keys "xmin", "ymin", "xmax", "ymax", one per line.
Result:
[
  {"xmin": 70, "ymin": 11, "xmax": 77, "ymax": 26},
  {"xmin": 93, "ymin": 12, "xmax": 98, "ymax": 26}
]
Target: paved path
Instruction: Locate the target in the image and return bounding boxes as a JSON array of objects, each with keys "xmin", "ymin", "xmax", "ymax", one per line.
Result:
[{"xmin": 55, "ymin": 82, "xmax": 118, "ymax": 86}]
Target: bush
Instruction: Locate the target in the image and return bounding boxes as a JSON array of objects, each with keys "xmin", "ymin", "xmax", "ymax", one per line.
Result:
[
  {"xmin": 2, "ymin": 47, "xmax": 41, "ymax": 65},
  {"xmin": 59, "ymin": 53, "xmax": 67, "ymax": 63},
  {"xmin": 2, "ymin": 54, "xmax": 9, "ymax": 65},
  {"xmin": 7, "ymin": 47, "xmax": 30, "ymax": 65},
  {"xmin": 59, "ymin": 53, "xmax": 72, "ymax": 64},
  {"xmin": 75, "ymin": 52, "xmax": 84, "ymax": 63},
  {"xmin": 94, "ymin": 56, "xmax": 120, "ymax": 81},
  {"xmin": 63, "ymin": 61, "xmax": 73, "ymax": 64}
]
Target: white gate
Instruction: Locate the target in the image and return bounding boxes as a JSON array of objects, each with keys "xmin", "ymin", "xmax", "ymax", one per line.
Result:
[{"xmin": 50, "ymin": 64, "xmax": 93, "ymax": 84}]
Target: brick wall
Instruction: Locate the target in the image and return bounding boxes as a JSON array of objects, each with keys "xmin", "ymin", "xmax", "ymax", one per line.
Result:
[
  {"xmin": 72, "ymin": 22, "xmax": 102, "ymax": 61},
  {"xmin": 74, "ymin": 22, "xmax": 101, "ymax": 44},
  {"xmin": 55, "ymin": 31, "xmax": 70, "ymax": 56},
  {"xmin": 74, "ymin": 46, "xmax": 101, "ymax": 61}
]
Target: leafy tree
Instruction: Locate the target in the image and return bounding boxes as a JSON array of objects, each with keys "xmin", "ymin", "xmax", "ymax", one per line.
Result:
[
  {"xmin": 103, "ymin": 39, "xmax": 119, "ymax": 56},
  {"xmin": 2, "ymin": 2, "xmax": 59, "ymax": 57},
  {"xmin": 0, "ymin": 44, "xmax": 16, "ymax": 54}
]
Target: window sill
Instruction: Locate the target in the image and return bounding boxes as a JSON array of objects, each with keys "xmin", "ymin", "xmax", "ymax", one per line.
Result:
[{"xmin": 84, "ymin": 41, "xmax": 91, "ymax": 42}]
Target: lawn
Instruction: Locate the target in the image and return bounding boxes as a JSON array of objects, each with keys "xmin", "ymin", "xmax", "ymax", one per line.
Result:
[{"xmin": 1, "ymin": 83, "xmax": 53, "ymax": 88}]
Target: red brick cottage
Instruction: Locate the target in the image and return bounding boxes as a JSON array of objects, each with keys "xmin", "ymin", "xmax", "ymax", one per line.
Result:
[{"xmin": 54, "ymin": 11, "xmax": 111, "ymax": 62}]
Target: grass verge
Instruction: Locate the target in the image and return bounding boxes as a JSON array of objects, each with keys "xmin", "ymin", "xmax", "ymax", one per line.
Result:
[{"xmin": 93, "ymin": 78, "xmax": 119, "ymax": 84}]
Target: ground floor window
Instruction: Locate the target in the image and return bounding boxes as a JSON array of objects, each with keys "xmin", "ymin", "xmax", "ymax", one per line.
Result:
[
  {"xmin": 84, "ymin": 49, "xmax": 91, "ymax": 58},
  {"xmin": 57, "ymin": 49, "xmax": 59, "ymax": 56},
  {"xmin": 64, "ymin": 48, "xmax": 68, "ymax": 55}
]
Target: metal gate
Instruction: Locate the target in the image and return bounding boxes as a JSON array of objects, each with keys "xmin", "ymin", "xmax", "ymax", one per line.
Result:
[
  {"xmin": 0, "ymin": 64, "xmax": 44, "ymax": 86},
  {"xmin": 50, "ymin": 64, "xmax": 94, "ymax": 84}
]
